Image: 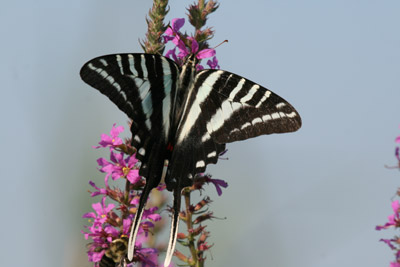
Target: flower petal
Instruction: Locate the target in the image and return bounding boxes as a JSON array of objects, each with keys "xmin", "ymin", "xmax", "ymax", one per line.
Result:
[
  {"xmin": 197, "ymin": 48, "xmax": 216, "ymax": 59},
  {"xmin": 171, "ymin": 18, "xmax": 185, "ymax": 32}
]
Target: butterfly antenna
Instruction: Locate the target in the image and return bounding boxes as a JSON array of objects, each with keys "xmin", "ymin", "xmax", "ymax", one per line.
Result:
[
  {"xmin": 164, "ymin": 187, "xmax": 182, "ymax": 267},
  {"xmin": 212, "ymin": 39, "xmax": 228, "ymax": 50},
  {"xmin": 127, "ymin": 184, "xmax": 152, "ymax": 261}
]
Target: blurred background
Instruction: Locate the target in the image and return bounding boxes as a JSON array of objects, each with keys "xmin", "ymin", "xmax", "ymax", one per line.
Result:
[{"xmin": 1, "ymin": 1, "xmax": 400, "ymax": 266}]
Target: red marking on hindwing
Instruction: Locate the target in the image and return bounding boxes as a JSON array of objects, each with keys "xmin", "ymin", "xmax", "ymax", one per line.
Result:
[{"xmin": 166, "ymin": 143, "xmax": 174, "ymax": 151}]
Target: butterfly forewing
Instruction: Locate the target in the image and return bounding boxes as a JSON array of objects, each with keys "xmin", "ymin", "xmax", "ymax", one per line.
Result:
[
  {"xmin": 193, "ymin": 69, "xmax": 302, "ymax": 144},
  {"xmin": 80, "ymin": 54, "xmax": 180, "ymax": 162}
]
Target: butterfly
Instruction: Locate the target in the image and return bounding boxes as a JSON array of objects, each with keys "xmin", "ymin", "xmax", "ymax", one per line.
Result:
[{"xmin": 80, "ymin": 53, "xmax": 301, "ymax": 266}]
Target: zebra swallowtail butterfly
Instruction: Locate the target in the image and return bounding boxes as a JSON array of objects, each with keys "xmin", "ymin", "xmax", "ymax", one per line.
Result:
[{"xmin": 80, "ymin": 53, "xmax": 301, "ymax": 266}]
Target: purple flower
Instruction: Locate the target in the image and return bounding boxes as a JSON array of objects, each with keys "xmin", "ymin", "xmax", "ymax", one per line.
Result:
[
  {"xmin": 396, "ymin": 135, "xmax": 400, "ymax": 144},
  {"xmin": 205, "ymin": 177, "xmax": 228, "ymax": 196},
  {"xmin": 88, "ymin": 249, "xmax": 106, "ymax": 264},
  {"xmin": 391, "ymin": 262, "xmax": 400, "ymax": 267},
  {"xmin": 94, "ymin": 123, "xmax": 124, "ymax": 149},
  {"xmin": 83, "ymin": 197, "xmax": 115, "ymax": 227},
  {"xmin": 165, "ymin": 47, "xmax": 179, "ymax": 62},
  {"xmin": 82, "ymin": 195, "xmax": 161, "ymax": 265},
  {"xmin": 380, "ymin": 238, "xmax": 397, "ymax": 250},
  {"xmin": 207, "ymin": 56, "xmax": 220, "ymax": 69},
  {"xmin": 89, "ymin": 181, "xmax": 108, "ymax": 197},
  {"xmin": 163, "ymin": 18, "xmax": 217, "ymax": 68},
  {"xmin": 176, "ymin": 37, "xmax": 215, "ymax": 61},
  {"xmin": 164, "ymin": 18, "xmax": 185, "ymax": 43},
  {"xmin": 376, "ymin": 200, "xmax": 400, "ymax": 230},
  {"xmin": 97, "ymin": 152, "xmax": 140, "ymax": 184}
]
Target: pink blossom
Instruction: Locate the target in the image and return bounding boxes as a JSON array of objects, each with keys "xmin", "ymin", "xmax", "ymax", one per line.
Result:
[
  {"xmin": 163, "ymin": 18, "xmax": 217, "ymax": 68},
  {"xmin": 82, "ymin": 197, "xmax": 115, "ymax": 226},
  {"xmin": 376, "ymin": 200, "xmax": 400, "ymax": 230},
  {"xmin": 94, "ymin": 123, "xmax": 124, "ymax": 149},
  {"xmin": 97, "ymin": 152, "xmax": 140, "ymax": 184},
  {"xmin": 88, "ymin": 181, "xmax": 107, "ymax": 197},
  {"xmin": 207, "ymin": 56, "xmax": 220, "ymax": 69},
  {"xmin": 164, "ymin": 18, "xmax": 185, "ymax": 43}
]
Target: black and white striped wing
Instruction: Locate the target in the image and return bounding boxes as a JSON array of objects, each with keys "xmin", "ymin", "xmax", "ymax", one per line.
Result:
[
  {"xmin": 80, "ymin": 54, "xmax": 180, "ymax": 162},
  {"xmin": 192, "ymin": 69, "xmax": 302, "ymax": 144},
  {"xmin": 166, "ymin": 68, "xmax": 302, "ymax": 267},
  {"xmin": 170, "ymin": 69, "xmax": 301, "ymax": 181}
]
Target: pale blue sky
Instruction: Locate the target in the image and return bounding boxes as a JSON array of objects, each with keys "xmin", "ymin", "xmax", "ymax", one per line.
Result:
[{"xmin": 1, "ymin": 1, "xmax": 400, "ymax": 266}]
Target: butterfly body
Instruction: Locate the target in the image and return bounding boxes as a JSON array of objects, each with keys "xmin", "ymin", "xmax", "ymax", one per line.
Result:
[{"xmin": 80, "ymin": 53, "xmax": 301, "ymax": 266}]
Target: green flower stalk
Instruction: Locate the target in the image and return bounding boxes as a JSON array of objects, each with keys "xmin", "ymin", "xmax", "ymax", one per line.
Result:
[{"xmin": 141, "ymin": 0, "xmax": 169, "ymax": 54}]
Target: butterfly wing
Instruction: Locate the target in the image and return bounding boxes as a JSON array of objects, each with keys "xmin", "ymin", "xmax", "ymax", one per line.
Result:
[
  {"xmin": 170, "ymin": 69, "xmax": 301, "ymax": 184},
  {"xmin": 80, "ymin": 53, "xmax": 180, "ymax": 163},
  {"xmin": 196, "ymin": 69, "xmax": 302, "ymax": 144}
]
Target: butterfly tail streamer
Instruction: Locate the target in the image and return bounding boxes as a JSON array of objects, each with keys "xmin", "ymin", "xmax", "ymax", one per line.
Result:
[
  {"xmin": 127, "ymin": 184, "xmax": 152, "ymax": 261},
  {"xmin": 164, "ymin": 187, "xmax": 182, "ymax": 267}
]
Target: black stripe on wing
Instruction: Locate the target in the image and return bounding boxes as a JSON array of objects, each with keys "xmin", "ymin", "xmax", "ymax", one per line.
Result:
[{"xmin": 197, "ymin": 69, "xmax": 302, "ymax": 144}]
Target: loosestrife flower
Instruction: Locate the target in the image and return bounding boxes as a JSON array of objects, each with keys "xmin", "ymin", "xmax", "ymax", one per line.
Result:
[
  {"xmin": 376, "ymin": 201, "xmax": 400, "ymax": 230},
  {"xmin": 97, "ymin": 151, "xmax": 140, "ymax": 184},
  {"xmin": 163, "ymin": 18, "xmax": 219, "ymax": 70},
  {"xmin": 94, "ymin": 123, "xmax": 124, "ymax": 149},
  {"xmin": 377, "ymin": 127, "xmax": 400, "ymax": 266},
  {"xmin": 82, "ymin": 124, "xmax": 164, "ymax": 267}
]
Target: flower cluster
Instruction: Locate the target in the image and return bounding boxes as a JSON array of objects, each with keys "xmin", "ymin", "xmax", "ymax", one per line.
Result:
[
  {"xmin": 163, "ymin": 18, "xmax": 220, "ymax": 70},
  {"xmin": 82, "ymin": 124, "xmax": 229, "ymax": 266},
  {"xmin": 376, "ymin": 200, "xmax": 400, "ymax": 266},
  {"xmin": 377, "ymin": 129, "xmax": 400, "ymax": 266},
  {"xmin": 82, "ymin": 124, "xmax": 164, "ymax": 267}
]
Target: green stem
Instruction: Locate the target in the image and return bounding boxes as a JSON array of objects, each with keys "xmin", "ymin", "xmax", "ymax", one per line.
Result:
[
  {"xmin": 124, "ymin": 180, "xmax": 130, "ymax": 204},
  {"xmin": 184, "ymin": 191, "xmax": 199, "ymax": 266}
]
